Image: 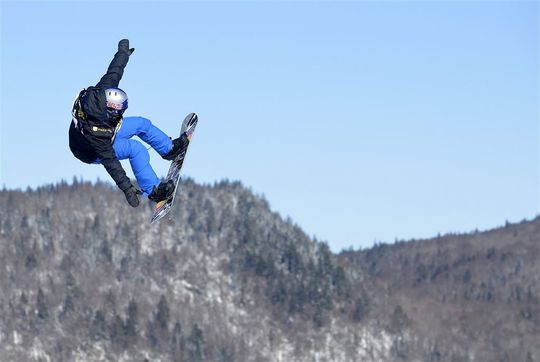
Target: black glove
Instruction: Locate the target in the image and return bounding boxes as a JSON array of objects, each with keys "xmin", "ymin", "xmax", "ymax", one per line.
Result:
[
  {"xmin": 118, "ymin": 39, "xmax": 135, "ymax": 56},
  {"xmin": 123, "ymin": 186, "xmax": 141, "ymax": 207}
]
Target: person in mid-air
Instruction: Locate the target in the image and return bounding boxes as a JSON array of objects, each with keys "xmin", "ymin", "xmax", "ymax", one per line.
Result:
[{"xmin": 69, "ymin": 39, "xmax": 188, "ymax": 207}]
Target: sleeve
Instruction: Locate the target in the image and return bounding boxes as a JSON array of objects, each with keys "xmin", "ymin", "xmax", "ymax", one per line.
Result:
[
  {"xmin": 96, "ymin": 50, "xmax": 130, "ymax": 89},
  {"xmin": 86, "ymin": 131, "xmax": 132, "ymax": 192}
]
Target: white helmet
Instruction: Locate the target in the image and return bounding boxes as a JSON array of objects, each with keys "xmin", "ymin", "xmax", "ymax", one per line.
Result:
[{"xmin": 105, "ymin": 87, "xmax": 128, "ymax": 120}]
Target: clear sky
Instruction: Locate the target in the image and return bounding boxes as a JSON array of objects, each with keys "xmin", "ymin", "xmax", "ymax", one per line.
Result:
[{"xmin": 1, "ymin": 1, "xmax": 538, "ymax": 251}]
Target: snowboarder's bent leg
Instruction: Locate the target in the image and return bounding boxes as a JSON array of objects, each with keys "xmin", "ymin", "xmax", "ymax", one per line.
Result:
[
  {"xmin": 118, "ymin": 116, "xmax": 173, "ymax": 156},
  {"xmin": 112, "ymin": 138, "xmax": 159, "ymax": 196}
]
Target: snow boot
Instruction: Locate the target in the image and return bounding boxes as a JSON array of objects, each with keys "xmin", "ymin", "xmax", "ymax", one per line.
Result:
[
  {"xmin": 162, "ymin": 133, "xmax": 189, "ymax": 161},
  {"xmin": 148, "ymin": 180, "xmax": 175, "ymax": 202}
]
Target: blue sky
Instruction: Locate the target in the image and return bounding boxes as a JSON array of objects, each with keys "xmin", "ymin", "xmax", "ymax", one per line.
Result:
[{"xmin": 1, "ymin": 1, "xmax": 538, "ymax": 251}]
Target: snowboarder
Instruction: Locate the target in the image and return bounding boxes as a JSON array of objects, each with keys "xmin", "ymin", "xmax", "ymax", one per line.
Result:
[{"xmin": 69, "ymin": 39, "xmax": 188, "ymax": 207}]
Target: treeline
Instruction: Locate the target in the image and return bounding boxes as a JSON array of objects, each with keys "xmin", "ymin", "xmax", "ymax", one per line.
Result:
[
  {"xmin": 8, "ymin": 286, "xmax": 223, "ymax": 362},
  {"xmin": 225, "ymin": 190, "xmax": 367, "ymax": 328}
]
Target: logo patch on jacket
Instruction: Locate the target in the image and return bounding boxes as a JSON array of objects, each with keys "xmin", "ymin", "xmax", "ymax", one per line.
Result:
[
  {"xmin": 92, "ymin": 126, "xmax": 113, "ymax": 133},
  {"xmin": 77, "ymin": 108, "xmax": 86, "ymax": 120}
]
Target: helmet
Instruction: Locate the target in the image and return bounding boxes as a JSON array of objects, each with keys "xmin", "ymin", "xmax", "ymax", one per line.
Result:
[{"xmin": 105, "ymin": 87, "xmax": 128, "ymax": 120}]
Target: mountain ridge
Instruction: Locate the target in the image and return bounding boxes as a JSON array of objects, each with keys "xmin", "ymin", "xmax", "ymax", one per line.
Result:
[{"xmin": 0, "ymin": 180, "xmax": 537, "ymax": 361}]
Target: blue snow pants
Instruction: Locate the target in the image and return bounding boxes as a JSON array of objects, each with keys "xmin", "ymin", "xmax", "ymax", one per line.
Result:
[{"xmin": 103, "ymin": 116, "xmax": 172, "ymax": 196}]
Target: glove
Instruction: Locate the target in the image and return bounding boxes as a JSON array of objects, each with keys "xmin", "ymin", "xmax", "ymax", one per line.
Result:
[
  {"xmin": 118, "ymin": 39, "xmax": 135, "ymax": 56},
  {"xmin": 123, "ymin": 186, "xmax": 141, "ymax": 207}
]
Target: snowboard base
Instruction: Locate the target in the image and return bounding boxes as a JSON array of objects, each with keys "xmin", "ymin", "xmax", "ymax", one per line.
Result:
[{"xmin": 150, "ymin": 113, "xmax": 198, "ymax": 224}]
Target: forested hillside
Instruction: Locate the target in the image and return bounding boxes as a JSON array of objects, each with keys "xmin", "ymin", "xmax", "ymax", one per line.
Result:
[{"xmin": 0, "ymin": 180, "xmax": 538, "ymax": 361}]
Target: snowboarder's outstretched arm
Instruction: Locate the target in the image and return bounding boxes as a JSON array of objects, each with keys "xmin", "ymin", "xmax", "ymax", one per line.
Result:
[
  {"xmin": 79, "ymin": 39, "xmax": 139, "ymax": 206},
  {"xmin": 96, "ymin": 39, "xmax": 134, "ymax": 89},
  {"xmin": 93, "ymin": 39, "xmax": 138, "ymax": 205}
]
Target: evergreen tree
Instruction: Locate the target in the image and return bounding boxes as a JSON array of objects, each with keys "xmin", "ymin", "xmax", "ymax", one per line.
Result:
[
  {"xmin": 60, "ymin": 293, "xmax": 74, "ymax": 319},
  {"xmin": 91, "ymin": 310, "xmax": 107, "ymax": 341},
  {"xmin": 99, "ymin": 240, "xmax": 113, "ymax": 264},
  {"xmin": 352, "ymin": 296, "xmax": 368, "ymax": 322},
  {"xmin": 146, "ymin": 319, "xmax": 158, "ymax": 348},
  {"xmin": 36, "ymin": 288, "xmax": 48, "ymax": 320},
  {"xmin": 218, "ymin": 346, "xmax": 235, "ymax": 362},
  {"xmin": 161, "ymin": 254, "xmax": 176, "ymax": 274},
  {"xmin": 110, "ymin": 314, "xmax": 125, "ymax": 345},
  {"xmin": 171, "ymin": 321, "xmax": 185, "ymax": 361},
  {"xmin": 25, "ymin": 253, "xmax": 37, "ymax": 270},
  {"xmin": 156, "ymin": 295, "xmax": 170, "ymax": 331},
  {"xmin": 282, "ymin": 242, "xmax": 302, "ymax": 274},
  {"xmin": 125, "ymin": 299, "xmax": 138, "ymax": 337},
  {"xmin": 187, "ymin": 323, "xmax": 206, "ymax": 362}
]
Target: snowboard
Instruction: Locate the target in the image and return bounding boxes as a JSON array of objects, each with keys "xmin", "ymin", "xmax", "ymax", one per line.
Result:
[{"xmin": 150, "ymin": 112, "xmax": 198, "ymax": 224}]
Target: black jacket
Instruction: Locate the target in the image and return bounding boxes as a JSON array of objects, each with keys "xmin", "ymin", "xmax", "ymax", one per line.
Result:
[{"xmin": 69, "ymin": 49, "xmax": 132, "ymax": 192}]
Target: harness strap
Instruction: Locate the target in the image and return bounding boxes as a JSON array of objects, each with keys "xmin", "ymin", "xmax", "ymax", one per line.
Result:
[{"xmin": 111, "ymin": 119, "xmax": 123, "ymax": 144}]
